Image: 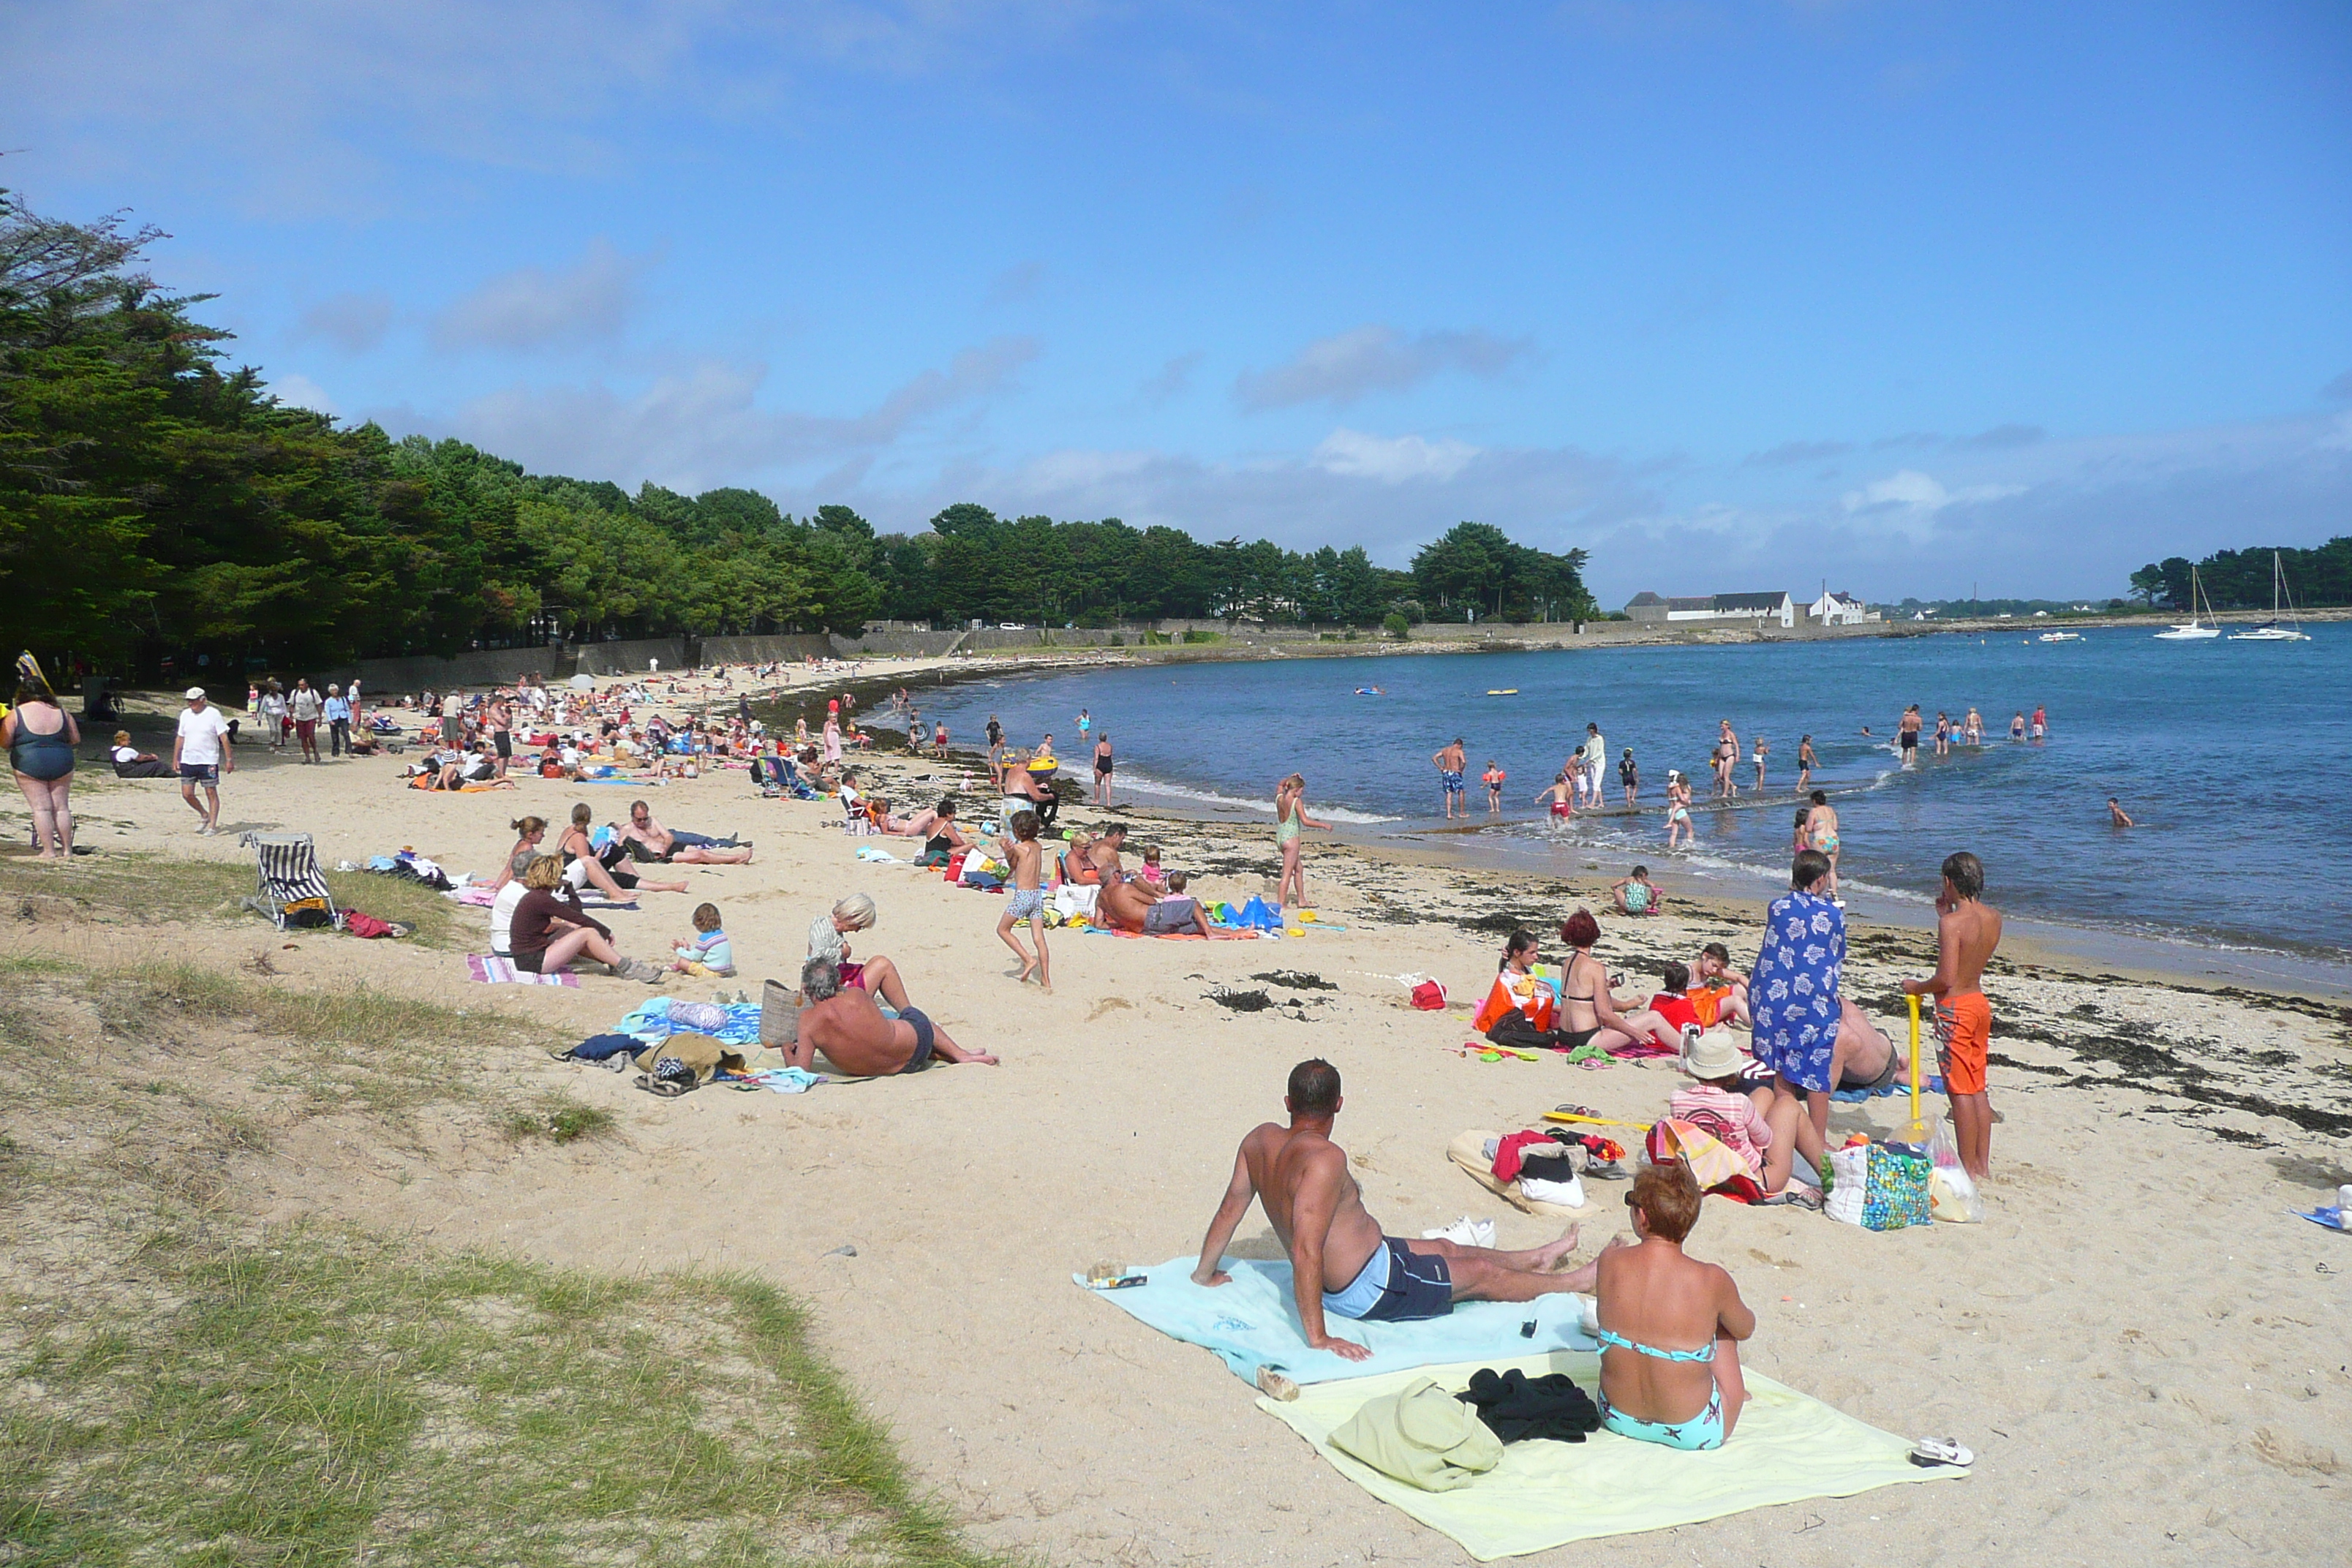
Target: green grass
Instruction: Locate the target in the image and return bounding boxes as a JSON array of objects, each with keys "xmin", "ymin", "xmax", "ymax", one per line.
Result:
[
  {"xmin": 0, "ymin": 851, "xmax": 461, "ymax": 949},
  {"xmin": 0, "ymin": 1229, "xmax": 1003, "ymax": 1567},
  {"xmin": 503, "ymin": 1096, "xmax": 619, "ymax": 1145},
  {"xmin": 0, "ymin": 960, "xmax": 1013, "ymax": 1568}
]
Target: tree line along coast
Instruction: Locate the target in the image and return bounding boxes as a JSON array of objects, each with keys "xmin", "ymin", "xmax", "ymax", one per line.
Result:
[{"xmin": 1, "ymin": 189, "xmax": 1596, "ymax": 685}]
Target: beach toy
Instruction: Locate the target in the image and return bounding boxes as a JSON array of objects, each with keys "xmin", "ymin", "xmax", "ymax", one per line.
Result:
[{"xmin": 1906, "ymin": 994, "xmax": 1923, "ymax": 1137}]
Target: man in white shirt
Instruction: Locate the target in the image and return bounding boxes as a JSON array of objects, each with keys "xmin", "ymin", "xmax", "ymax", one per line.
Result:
[
  {"xmin": 440, "ymin": 688, "xmax": 463, "ymax": 749},
  {"xmin": 172, "ymin": 687, "xmax": 235, "ymax": 834}
]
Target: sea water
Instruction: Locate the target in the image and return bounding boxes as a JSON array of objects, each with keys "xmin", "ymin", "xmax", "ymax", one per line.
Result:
[{"xmin": 900, "ymin": 625, "xmax": 2352, "ymax": 977}]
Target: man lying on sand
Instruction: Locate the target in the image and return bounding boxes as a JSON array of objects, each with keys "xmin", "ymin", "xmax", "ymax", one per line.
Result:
[
  {"xmin": 790, "ymin": 957, "xmax": 998, "ymax": 1074},
  {"xmin": 1192, "ymin": 1060, "xmax": 1603, "ymax": 1360}
]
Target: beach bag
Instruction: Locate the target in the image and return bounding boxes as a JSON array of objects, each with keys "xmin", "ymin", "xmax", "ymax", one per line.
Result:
[
  {"xmin": 1926, "ymin": 1117, "xmax": 1984, "ymax": 1224},
  {"xmin": 1645, "ymin": 1120, "xmax": 1764, "ymax": 1201},
  {"xmin": 1825, "ymin": 1143, "xmax": 1931, "ymax": 1231},
  {"xmin": 760, "ymin": 980, "xmax": 802, "ymax": 1047},
  {"xmin": 1410, "ymin": 979, "xmax": 1449, "ymax": 1011},
  {"xmin": 1471, "ymin": 972, "xmax": 1556, "ymax": 1036}
]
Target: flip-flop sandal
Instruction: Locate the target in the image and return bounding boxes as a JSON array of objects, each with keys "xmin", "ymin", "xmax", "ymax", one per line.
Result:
[{"xmin": 1909, "ymin": 1437, "xmax": 1973, "ymax": 1468}]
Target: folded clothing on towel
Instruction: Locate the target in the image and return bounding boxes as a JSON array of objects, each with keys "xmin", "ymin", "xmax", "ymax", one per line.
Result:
[{"xmin": 1455, "ymin": 1366, "xmax": 1601, "ymax": 1444}]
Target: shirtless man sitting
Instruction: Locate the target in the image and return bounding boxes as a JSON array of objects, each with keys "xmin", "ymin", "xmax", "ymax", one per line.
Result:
[
  {"xmin": 1192, "ymin": 1060, "xmax": 1605, "ymax": 1360},
  {"xmin": 1085, "ymin": 823, "xmax": 1130, "ymax": 882},
  {"xmin": 619, "ymin": 800, "xmax": 753, "ymax": 864},
  {"xmin": 790, "ymin": 957, "xmax": 997, "ymax": 1074},
  {"xmin": 1097, "ymin": 873, "xmax": 1160, "ymax": 933},
  {"xmin": 1139, "ymin": 872, "xmax": 1251, "ymax": 939}
]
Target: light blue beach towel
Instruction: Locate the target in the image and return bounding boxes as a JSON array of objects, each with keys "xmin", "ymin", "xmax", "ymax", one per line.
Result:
[{"xmin": 1074, "ymin": 1255, "xmax": 1597, "ymax": 1386}]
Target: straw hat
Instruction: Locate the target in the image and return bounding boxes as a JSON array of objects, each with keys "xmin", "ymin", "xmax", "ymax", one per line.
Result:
[{"xmin": 1682, "ymin": 1025, "xmax": 1745, "ymax": 1080}]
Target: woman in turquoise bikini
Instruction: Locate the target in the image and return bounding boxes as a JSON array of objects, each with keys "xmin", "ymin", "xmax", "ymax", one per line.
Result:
[
  {"xmin": 1273, "ymin": 773, "xmax": 1330, "ymax": 911},
  {"xmin": 1592, "ymin": 1161, "xmax": 1754, "ymax": 1450}
]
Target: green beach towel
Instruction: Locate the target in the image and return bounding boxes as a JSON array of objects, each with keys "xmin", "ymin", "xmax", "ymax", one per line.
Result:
[{"xmin": 1258, "ymin": 1348, "xmax": 1965, "ymax": 1558}]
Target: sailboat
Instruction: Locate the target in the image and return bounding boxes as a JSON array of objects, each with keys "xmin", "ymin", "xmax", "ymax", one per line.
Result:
[
  {"xmin": 2227, "ymin": 551, "xmax": 2311, "ymax": 642},
  {"xmin": 2153, "ymin": 565, "xmax": 2220, "ymax": 641}
]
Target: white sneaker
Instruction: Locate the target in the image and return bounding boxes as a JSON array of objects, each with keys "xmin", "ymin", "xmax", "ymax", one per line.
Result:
[{"xmin": 1422, "ymin": 1215, "xmax": 1496, "ymax": 1249}]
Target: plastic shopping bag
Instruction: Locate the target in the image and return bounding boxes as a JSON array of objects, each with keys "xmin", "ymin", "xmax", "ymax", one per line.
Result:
[{"xmin": 1926, "ymin": 1117, "xmax": 1984, "ymax": 1224}]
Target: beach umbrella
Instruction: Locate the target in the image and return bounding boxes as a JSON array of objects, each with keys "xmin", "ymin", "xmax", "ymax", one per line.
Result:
[{"xmin": 569, "ymin": 674, "xmax": 595, "ymax": 691}]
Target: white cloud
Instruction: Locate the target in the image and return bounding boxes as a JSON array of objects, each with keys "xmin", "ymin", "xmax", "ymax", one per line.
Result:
[
  {"xmin": 391, "ymin": 335, "xmax": 1039, "ymax": 491},
  {"xmin": 1311, "ymin": 428, "xmax": 1480, "ymax": 483},
  {"xmin": 1839, "ymin": 469, "xmax": 2027, "ymax": 540},
  {"xmin": 431, "ymin": 239, "xmax": 650, "ymax": 351},
  {"xmin": 1235, "ymin": 324, "xmax": 1533, "ymax": 410},
  {"xmin": 268, "ymin": 372, "xmax": 338, "ymax": 414}
]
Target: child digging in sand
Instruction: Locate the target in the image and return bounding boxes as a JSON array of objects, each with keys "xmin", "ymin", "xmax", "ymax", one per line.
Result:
[
  {"xmin": 995, "ymin": 809, "xmax": 1051, "ymax": 991},
  {"xmin": 669, "ymin": 902, "xmax": 736, "ymax": 978}
]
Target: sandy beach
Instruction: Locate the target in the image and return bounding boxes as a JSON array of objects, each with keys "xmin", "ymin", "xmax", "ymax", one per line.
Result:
[{"xmin": 8, "ymin": 662, "xmax": 2350, "ymax": 1567}]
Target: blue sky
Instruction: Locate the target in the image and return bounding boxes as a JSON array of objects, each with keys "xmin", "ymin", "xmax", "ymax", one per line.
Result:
[{"xmin": 6, "ymin": 1, "xmax": 2349, "ymax": 603}]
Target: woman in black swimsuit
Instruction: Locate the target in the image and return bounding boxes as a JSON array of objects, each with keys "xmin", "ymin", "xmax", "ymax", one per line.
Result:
[
  {"xmin": 5, "ymin": 660, "xmax": 79, "ymax": 859},
  {"xmin": 1556, "ymin": 909, "xmax": 1683, "ymax": 1055},
  {"xmin": 1093, "ymin": 734, "xmax": 1115, "ymax": 807}
]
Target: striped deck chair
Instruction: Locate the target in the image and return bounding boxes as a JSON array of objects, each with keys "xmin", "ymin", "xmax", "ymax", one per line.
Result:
[{"xmin": 238, "ymin": 832, "xmax": 339, "ymax": 930}]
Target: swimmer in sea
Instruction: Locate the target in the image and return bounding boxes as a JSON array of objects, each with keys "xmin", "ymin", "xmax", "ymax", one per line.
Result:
[
  {"xmin": 1897, "ymin": 705, "xmax": 1923, "ymax": 769},
  {"xmin": 2009, "ymin": 712, "xmax": 2026, "ymax": 742},
  {"xmin": 1433, "ymin": 737, "xmax": 1468, "ymax": 821},
  {"xmin": 1795, "ymin": 734, "xmax": 1817, "ymax": 793},
  {"xmin": 1751, "ymin": 735, "xmax": 1768, "ymax": 793},
  {"xmin": 1934, "ymin": 712, "xmax": 1951, "ymax": 757},
  {"xmin": 1482, "ymin": 761, "xmax": 1507, "ymax": 815},
  {"xmin": 1965, "ymin": 706, "xmax": 1983, "ymax": 746},
  {"xmin": 1665, "ymin": 770, "xmax": 1695, "ymax": 849},
  {"xmin": 2107, "ymin": 796, "xmax": 2134, "ymax": 828},
  {"xmin": 1619, "ymin": 747, "xmax": 1639, "ymax": 807},
  {"xmin": 2030, "ymin": 704, "xmax": 2048, "ymax": 742}
]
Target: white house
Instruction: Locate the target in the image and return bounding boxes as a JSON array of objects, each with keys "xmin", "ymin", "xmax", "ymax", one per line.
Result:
[
  {"xmin": 1803, "ymin": 589, "xmax": 1877, "ymax": 626},
  {"xmin": 1626, "ymin": 590, "xmax": 1796, "ymax": 629}
]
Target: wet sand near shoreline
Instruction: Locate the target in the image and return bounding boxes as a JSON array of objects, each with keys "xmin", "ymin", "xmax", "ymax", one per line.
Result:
[{"xmin": 9, "ymin": 664, "xmax": 2351, "ymax": 1567}]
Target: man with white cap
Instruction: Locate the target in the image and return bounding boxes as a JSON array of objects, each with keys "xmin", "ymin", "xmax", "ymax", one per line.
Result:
[{"xmin": 172, "ymin": 687, "xmax": 234, "ymax": 834}]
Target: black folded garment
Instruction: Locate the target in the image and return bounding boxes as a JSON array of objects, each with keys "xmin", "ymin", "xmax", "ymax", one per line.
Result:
[{"xmin": 1455, "ymin": 1366, "xmax": 1602, "ymax": 1443}]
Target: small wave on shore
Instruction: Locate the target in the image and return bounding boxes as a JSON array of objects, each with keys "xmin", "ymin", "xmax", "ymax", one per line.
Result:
[{"xmin": 1114, "ymin": 768, "xmax": 1401, "ymax": 824}]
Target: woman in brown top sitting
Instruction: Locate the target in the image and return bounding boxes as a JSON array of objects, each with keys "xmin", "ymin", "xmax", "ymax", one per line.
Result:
[{"xmin": 508, "ymin": 856, "xmax": 663, "ymax": 982}]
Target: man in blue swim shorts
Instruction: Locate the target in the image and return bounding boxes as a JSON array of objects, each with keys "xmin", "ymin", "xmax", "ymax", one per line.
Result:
[
  {"xmin": 1192, "ymin": 1060, "xmax": 1602, "ymax": 1360},
  {"xmin": 791, "ymin": 957, "xmax": 998, "ymax": 1074},
  {"xmin": 1432, "ymin": 736, "xmax": 1469, "ymax": 821}
]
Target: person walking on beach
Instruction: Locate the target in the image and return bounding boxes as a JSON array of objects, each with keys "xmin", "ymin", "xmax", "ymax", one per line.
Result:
[
  {"xmin": 994, "ymin": 809, "xmax": 1050, "ymax": 992},
  {"xmin": 290, "ymin": 677, "xmax": 323, "ymax": 763},
  {"xmin": 1751, "ymin": 734, "xmax": 1768, "ymax": 793},
  {"xmin": 823, "ymin": 702, "xmax": 844, "ymax": 765},
  {"xmin": 440, "ymin": 687, "xmax": 464, "ymax": 750},
  {"xmin": 1093, "ymin": 733, "xmax": 1115, "ymax": 806},
  {"xmin": 5, "ymin": 657, "xmax": 78, "ymax": 859},
  {"xmin": 1795, "ymin": 734, "xmax": 1817, "ymax": 794},
  {"xmin": 173, "ymin": 687, "xmax": 233, "ymax": 834},
  {"xmin": 487, "ymin": 690, "xmax": 513, "ymax": 778},
  {"xmin": 1903, "ymin": 851, "xmax": 2002, "ymax": 1181},
  {"xmin": 1482, "ymin": 760, "xmax": 1506, "ymax": 815},
  {"xmin": 1897, "ymin": 704, "xmax": 1922, "ymax": 768},
  {"xmin": 1275, "ymin": 773, "xmax": 1330, "ymax": 910},
  {"xmin": 1618, "ymin": 747, "xmax": 1639, "ymax": 807},
  {"xmin": 323, "ymin": 684, "xmax": 351, "ymax": 757},
  {"xmin": 1433, "ymin": 737, "xmax": 1467, "ymax": 819},
  {"xmin": 1803, "ymin": 790, "xmax": 1842, "ymax": 906},
  {"xmin": 258, "ymin": 681, "xmax": 287, "ymax": 751}
]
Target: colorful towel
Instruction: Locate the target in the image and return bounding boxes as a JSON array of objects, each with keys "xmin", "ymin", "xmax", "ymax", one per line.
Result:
[
  {"xmin": 615, "ymin": 996, "xmax": 763, "ymax": 1044},
  {"xmin": 467, "ymin": 954, "xmax": 580, "ymax": 987},
  {"xmin": 1259, "ymin": 1349, "xmax": 1966, "ymax": 1558},
  {"xmin": 1075, "ymin": 1255, "xmax": 1596, "ymax": 1386}
]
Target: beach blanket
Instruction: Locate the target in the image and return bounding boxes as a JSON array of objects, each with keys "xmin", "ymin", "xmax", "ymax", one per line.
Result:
[
  {"xmin": 616, "ymin": 996, "xmax": 763, "ymax": 1044},
  {"xmin": 467, "ymin": 954, "xmax": 580, "ymax": 987},
  {"xmin": 1074, "ymin": 1256, "xmax": 1596, "ymax": 1386},
  {"xmin": 1259, "ymin": 1349, "xmax": 1965, "ymax": 1558}
]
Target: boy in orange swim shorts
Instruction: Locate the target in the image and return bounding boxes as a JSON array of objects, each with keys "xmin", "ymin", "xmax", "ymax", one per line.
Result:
[{"xmin": 1904, "ymin": 851, "xmax": 2003, "ymax": 1180}]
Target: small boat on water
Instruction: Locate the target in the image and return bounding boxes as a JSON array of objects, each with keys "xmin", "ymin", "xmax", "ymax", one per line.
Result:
[
  {"xmin": 2228, "ymin": 551, "xmax": 2312, "ymax": 642},
  {"xmin": 1485, "ymin": 688, "xmax": 1518, "ymax": 696},
  {"xmin": 2038, "ymin": 630, "xmax": 2082, "ymax": 643},
  {"xmin": 2154, "ymin": 566, "xmax": 2221, "ymax": 641}
]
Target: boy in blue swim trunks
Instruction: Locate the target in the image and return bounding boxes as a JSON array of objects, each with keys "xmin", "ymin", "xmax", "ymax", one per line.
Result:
[{"xmin": 1191, "ymin": 1060, "xmax": 1598, "ymax": 1360}]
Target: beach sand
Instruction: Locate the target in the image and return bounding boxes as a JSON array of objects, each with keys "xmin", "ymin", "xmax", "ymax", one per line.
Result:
[{"xmin": 11, "ymin": 663, "xmax": 2350, "ymax": 1566}]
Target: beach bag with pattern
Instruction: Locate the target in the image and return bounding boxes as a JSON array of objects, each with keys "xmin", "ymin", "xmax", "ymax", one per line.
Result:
[{"xmin": 1825, "ymin": 1143, "xmax": 1931, "ymax": 1231}]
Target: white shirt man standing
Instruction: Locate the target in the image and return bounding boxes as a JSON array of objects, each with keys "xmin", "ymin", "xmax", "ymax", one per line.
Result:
[{"xmin": 172, "ymin": 687, "xmax": 235, "ymax": 834}]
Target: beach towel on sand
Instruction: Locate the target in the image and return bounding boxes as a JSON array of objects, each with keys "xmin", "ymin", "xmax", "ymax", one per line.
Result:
[
  {"xmin": 468, "ymin": 954, "xmax": 579, "ymax": 986},
  {"xmin": 1074, "ymin": 1256, "xmax": 1596, "ymax": 1386},
  {"xmin": 1260, "ymin": 1348, "xmax": 1965, "ymax": 1559}
]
